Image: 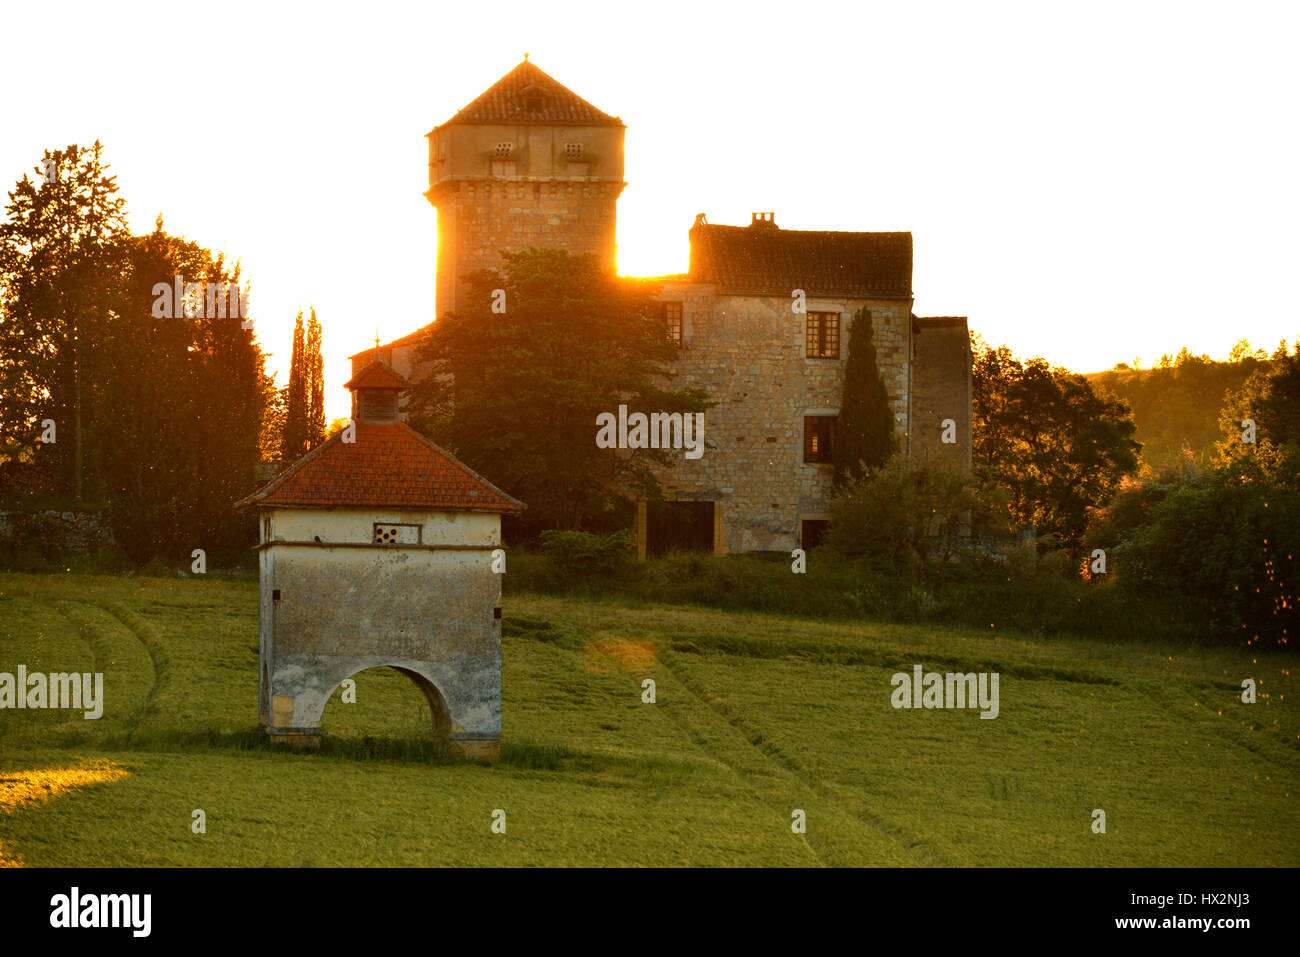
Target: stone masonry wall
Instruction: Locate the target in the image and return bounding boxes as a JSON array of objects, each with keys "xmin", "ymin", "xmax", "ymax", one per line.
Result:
[
  {"xmin": 910, "ymin": 318, "xmax": 972, "ymax": 467},
  {"xmin": 434, "ymin": 180, "xmax": 622, "ymax": 317},
  {"xmin": 650, "ymin": 286, "xmax": 913, "ymax": 553}
]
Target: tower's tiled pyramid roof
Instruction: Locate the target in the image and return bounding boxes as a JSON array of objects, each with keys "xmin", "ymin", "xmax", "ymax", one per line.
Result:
[{"xmin": 438, "ymin": 59, "xmax": 623, "ymax": 127}]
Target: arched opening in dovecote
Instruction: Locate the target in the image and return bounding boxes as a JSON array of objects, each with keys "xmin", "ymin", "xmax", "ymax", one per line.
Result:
[{"xmin": 321, "ymin": 665, "xmax": 453, "ymax": 744}]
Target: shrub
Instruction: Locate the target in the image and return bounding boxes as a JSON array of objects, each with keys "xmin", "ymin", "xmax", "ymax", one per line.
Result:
[
  {"xmin": 827, "ymin": 453, "xmax": 1012, "ymax": 590},
  {"xmin": 1116, "ymin": 480, "xmax": 1298, "ymax": 648},
  {"xmin": 538, "ymin": 529, "xmax": 634, "ymax": 578},
  {"xmin": 1094, "ymin": 444, "xmax": 1300, "ymax": 647}
]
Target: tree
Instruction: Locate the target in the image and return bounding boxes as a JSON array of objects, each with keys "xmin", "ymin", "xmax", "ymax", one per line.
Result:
[
  {"xmin": 833, "ymin": 306, "xmax": 896, "ymax": 489},
  {"xmin": 2, "ymin": 143, "xmax": 272, "ymax": 563},
  {"xmin": 1228, "ymin": 338, "xmax": 1267, "ymax": 363},
  {"xmin": 1105, "ymin": 445, "xmax": 1299, "ymax": 648},
  {"xmin": 304, "ymin": 307, "xmax": 325, "ymax": 450},
  {"xmin": 1088, "ymin": 352, "xmax": 1299, "ymax": 648},
  {"xmin": 972, "ymin": 335, "xmax": 1140, "ymax": 546},
  {"xmin": 260, "ymin": 386, "xmax": 286, "ymax": 463},
  {"xmin": 406, "ymin": 249, "xmax": 710, "ymax": 532},
  {"xmin": 828, "ymin": 452, "xmax": 1010, "ymax": 588},
  {"xmin": 97, "ymin": 220, "xmax": 269, "ymax": 562},
  {"xmin": 1217, "ymin": 340, "xmax": 1300, "ymax": 452},
  {"xmin": 279, "ymin": 311, "xmax": 307, "ymax": 460},
  {"xmin": 1088, "ymin": 347, "xmax": 1267, "ymax": 469},
  {"xmin": 0, "ymin": 142, "xmax": 129, "ymax": 502}
]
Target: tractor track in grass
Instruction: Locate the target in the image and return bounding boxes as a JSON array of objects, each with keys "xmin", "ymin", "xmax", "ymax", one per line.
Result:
[
  {"xmin": 651, "ymin": 644, "xmax": 948, "ymax": 867},
  {"xmin": 1138, "ymin": 675, "xmax": 1300, "ymax": 779},
  {"xmin": 49, "ymin": 599, "xmax": 163, "ymax": 734},
  {"xmin": 98, "ymin": 600, "xmax": 167, "ymax": 734},
  {"xmin": 50, "ymin": 601, "xmax": 112, "ymax": 689},
  {"xmin": 586, "ymin": 638, "xmax": 827, "ymax": 866}
]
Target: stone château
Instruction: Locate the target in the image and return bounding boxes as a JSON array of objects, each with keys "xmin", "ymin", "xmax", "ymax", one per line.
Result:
[{"xmin": 351, "ymin": 58, "xmax": 972, "ymax": 555}]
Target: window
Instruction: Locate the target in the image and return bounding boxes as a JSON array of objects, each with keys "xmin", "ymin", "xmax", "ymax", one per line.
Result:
[
  {"xmin": 564, "ymin": 142, "xmax": 583, "ymax": 160},
  {"xmin": 806, "ymin": 312, "xmax": 840, "ymax": 358},
  {"xmin": 663, "ymin": 301, "xmax": 682, "ymax": 346},
  {"xmin": 490, "ymin": 159, "xmax": 517, "ymax": 177},
  {"xmin": 803, "ymin": 416, "xmax": 836, "ymax": 464},
  {"xmin": 373, "ymin": 523, "xmax": 420, "ymax": 544}
]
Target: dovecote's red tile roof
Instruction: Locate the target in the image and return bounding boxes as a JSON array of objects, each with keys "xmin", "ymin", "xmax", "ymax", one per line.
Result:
[
  {"xmin": 435, "ymin": 60, "xmax": 623, "ymax": 128},
  {"xmin": 236, "ymin": 422, "xmax": 524, "ymax": 513},
  {"xmin": 688, "ymin": 221, "xmax": 913, "ymax": 299},
  {"xmin": 343, "ymin": 361, "xmax": 409, "ymax": 391}
]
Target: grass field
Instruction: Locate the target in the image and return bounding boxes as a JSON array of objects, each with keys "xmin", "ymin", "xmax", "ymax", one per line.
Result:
[{"xmin": 0, "ymin": 571, "xmax": 1296, "ymax": 866}]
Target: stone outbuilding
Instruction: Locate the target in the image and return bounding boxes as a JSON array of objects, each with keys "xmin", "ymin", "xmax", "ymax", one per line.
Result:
[{"xmin": 235, "ymin": 360, "xmax": 524, "ymax": 758}]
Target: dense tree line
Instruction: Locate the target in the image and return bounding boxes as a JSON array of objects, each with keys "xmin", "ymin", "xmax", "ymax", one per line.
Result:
[
  {"xmin": 1087, "ymin": 341, "xmax": 1281, "ymax": 468},
  {"xmin": 1089, "ymin": 343, "xmax": 1299, "ymax": 647},
  {"xmin": 827, "ymin": 328, "xmax": 1296, "ymax": 646},
  {"xmin": 0, "ymin": 143, "xmax": 275, "ymax": 563}
]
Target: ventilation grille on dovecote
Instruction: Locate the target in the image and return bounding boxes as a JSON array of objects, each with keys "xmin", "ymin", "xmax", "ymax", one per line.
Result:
[{"xmin": 373, "ymin": 523, "xmax": 420, "ymax": 545}]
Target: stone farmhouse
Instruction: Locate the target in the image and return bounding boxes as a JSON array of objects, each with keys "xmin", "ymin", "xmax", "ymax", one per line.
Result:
[{"xmin": 351, "ymin": 59, "xmax": 972, "ymax": 556}]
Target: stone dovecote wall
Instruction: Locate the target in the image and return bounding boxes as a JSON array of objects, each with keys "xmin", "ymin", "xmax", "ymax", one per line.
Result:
[
  {"xmin": 257, "ymin": 508, "xmax": 503, "ymax": 753},
  {"xmin": 648, "ymin": 286, "xmax": 913, "ymax": 553}
]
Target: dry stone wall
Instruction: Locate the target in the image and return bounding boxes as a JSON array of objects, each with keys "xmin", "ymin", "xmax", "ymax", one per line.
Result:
[{"xmin": 0, "ymin": 509, "xmax": 116, "ymax": 553}]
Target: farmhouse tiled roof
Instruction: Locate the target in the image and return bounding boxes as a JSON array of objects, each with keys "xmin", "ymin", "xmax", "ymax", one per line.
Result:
[
  {"xmin": 343, "ymin": 360, "xmax": 408, "ymax": 391},
  {"xmin": 435, "ymin": 59, "xmax": 624, "ymax": 128},
  {"xmin": 235, "ymin": 422, "xmax": 525, "ymax": 513},
  {"xmin": 688, "ymin": 217, "xmax": 913, "ymax": 299}
]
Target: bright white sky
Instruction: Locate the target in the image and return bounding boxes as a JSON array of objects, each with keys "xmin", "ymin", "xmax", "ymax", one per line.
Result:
[{"xmin": 3, "ymin": 0, "xmax": 1297, "ymax": 420}]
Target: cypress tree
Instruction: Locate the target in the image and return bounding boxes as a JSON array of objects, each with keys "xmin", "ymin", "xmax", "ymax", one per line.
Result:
[
  {"xmin": 305, "ymin": 307, "xmax": 325, "ymax": 449},
  {"xmin": 834, "ymin": 306, "xmax": 897, "ymax": 489},
  {"xmin": 280, "ymin": 310, "xmax": 306, "ymax": 460}
]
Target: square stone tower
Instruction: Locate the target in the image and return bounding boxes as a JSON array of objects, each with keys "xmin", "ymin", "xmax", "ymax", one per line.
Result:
[{"xmin": 425, "ymin": 58, "xmax": 627, "ymax": 318}]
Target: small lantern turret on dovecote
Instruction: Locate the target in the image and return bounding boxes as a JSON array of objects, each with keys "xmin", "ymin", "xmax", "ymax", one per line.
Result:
[{"xmin": 345, "ymin": 360, "xmax": 407, "ymax": 423}]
